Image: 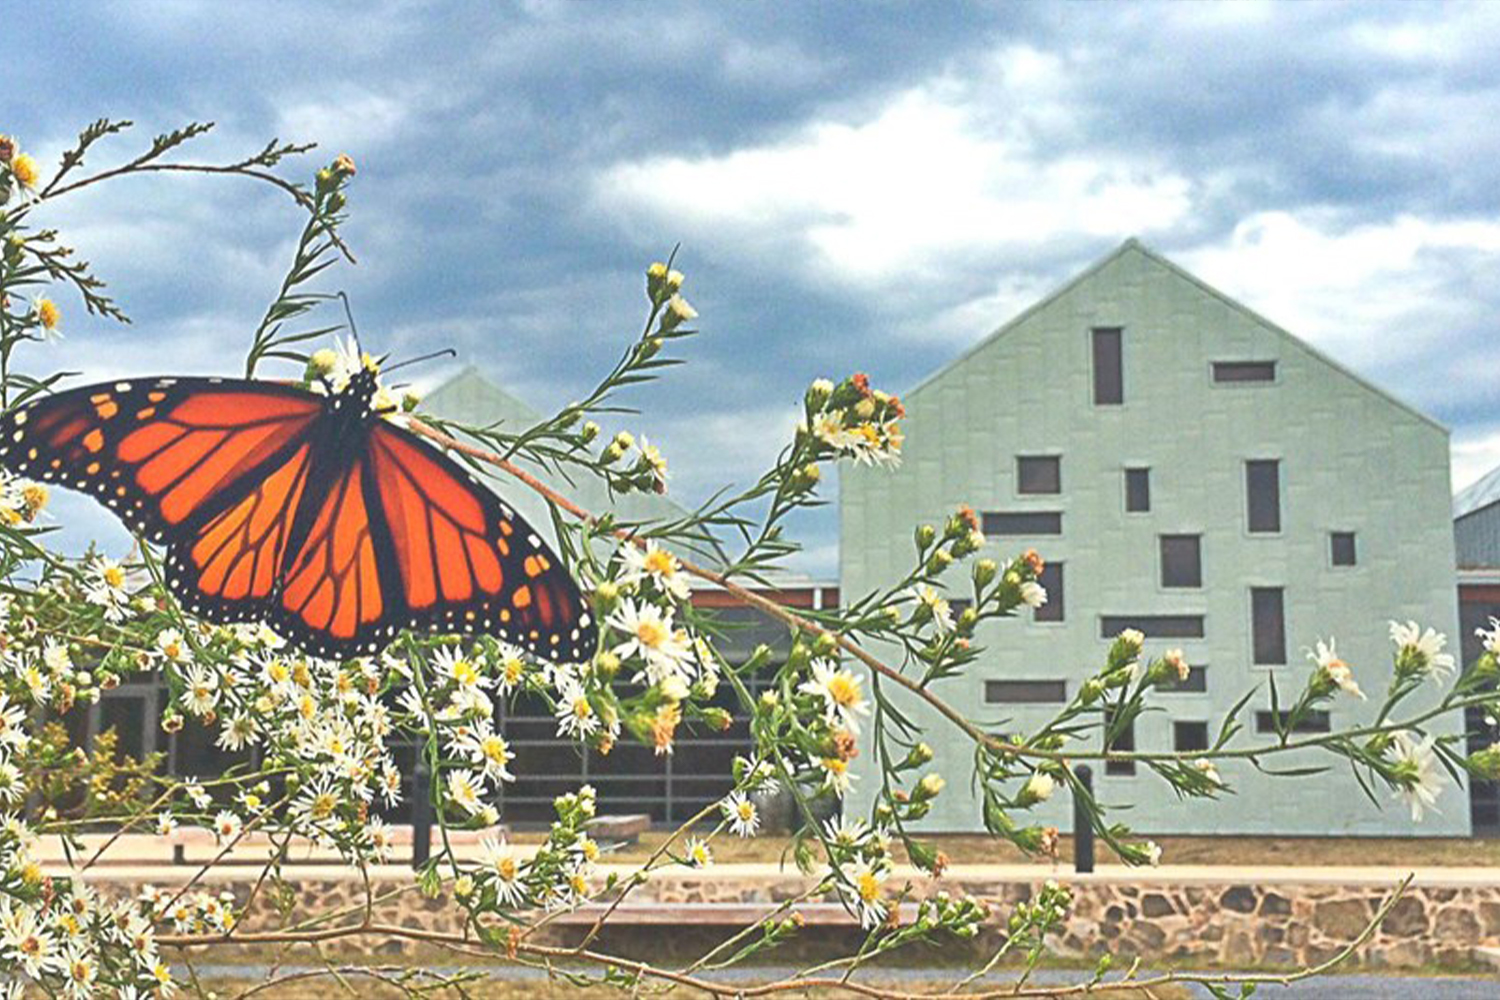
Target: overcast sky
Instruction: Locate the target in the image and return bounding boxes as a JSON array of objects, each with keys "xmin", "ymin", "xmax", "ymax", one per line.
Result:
[{"xmin": 5, "ymin": 2, "xmax": 1500, "ymax": 573}]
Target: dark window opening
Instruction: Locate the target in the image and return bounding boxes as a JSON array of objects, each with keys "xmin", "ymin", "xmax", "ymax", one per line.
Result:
[
  {"xmin": 1251, "ymin": 587, "xmax": 1287, "ymax": 665},
  {"xmin": 1017, "ymin": 455, "xmax": 1062, "ymax": 494},
  {"xmin": 1105, "ymin": 712, "xmax": 1136, "ymax": 776},
  {"xmin": 1159, "ymin": 665, "xmax": 1208, "ymax": 693},
  {"xmin": 1331, "ymin": 532, "xmax": 1357, "ymax": 567},
  {"xmin": 1035, "ymin": 562, "xmax": 1064, "ymax": 623},
  {"xmin": 1213, "ymin": 361, "xmax": 1277, "ymax": 383},
  {"xmin": 1125, "ymin": 467, "xmax": 1151, "ymax": 512},
  {"xmin": 1246, "ymin": 460, "xmax": 1281, "ymax": 533},
  {"xmin": 1174, "ymin": 721, "xmax": 1210, "ymax": 752},
  {"xmin": 985, "ymin": 680, "xmax": 1067, "ymax": 704},
  {"xmin": 1099, "ymin": 615, "xmax": 1205, "ymax": 639},
  {"xmin": 1092, "ymin": 327, "xmax": 1123, "ymax": 405},
  {"xmin": 1160, "ymin": 534, "xmax": 1203, "ymax": 588},
  {"xmin": 1255, "ymin": 710, "xmax": 1331, "ymax": 734},
  {"xmin": 983, "ymin": 511, "xmax": 1063, "ymax": 536}
]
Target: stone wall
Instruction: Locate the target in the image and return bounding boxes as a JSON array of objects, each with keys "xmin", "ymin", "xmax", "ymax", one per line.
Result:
[{"xmin": 118, "ymin": 866, "xmax": 1500, "ymax": 970}]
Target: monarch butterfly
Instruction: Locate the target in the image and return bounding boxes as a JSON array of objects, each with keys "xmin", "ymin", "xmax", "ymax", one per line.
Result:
[{"xmin": 0, "ymin": 362, "xmax": 596, "ymax": 662}]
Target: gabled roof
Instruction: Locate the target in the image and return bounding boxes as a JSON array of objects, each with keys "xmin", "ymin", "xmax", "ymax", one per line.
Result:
[
  {"xmin": 423, "ymin": 365, "xmax": 692, "ymax": 529},
  {"xmin": 905, "ymin": 238, "xmax": 1446, "ymax": 435},
  {"xmin": 1455, "ymin": 463, "xmax": 1500, "ymax": 520}
]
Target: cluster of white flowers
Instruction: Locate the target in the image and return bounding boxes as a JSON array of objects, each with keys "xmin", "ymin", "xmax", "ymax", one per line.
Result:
[
  {"xmin": 802, "ymin": 374, "xmax": 904, "ymax": 468},
  {"xmin": 0, "ymin": 470, "xmax": 46, "ymax": 528},
  {"xmin": 0, "ymin": 819, "xmax": 178, "ymax": 998}
]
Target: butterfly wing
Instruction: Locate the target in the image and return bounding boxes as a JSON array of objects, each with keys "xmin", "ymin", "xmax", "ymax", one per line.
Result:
[
  {"xmin": 0, "ymin": 377, "xmax": 323, "ymax": 622},
  {"xmin": 358, "ymin": 421, "xmax": 597, "ymax": 662}
]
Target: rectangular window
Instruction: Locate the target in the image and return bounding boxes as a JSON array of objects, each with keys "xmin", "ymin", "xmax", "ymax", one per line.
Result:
[
  {"xmin": 1105, "ymin": 712, "xmax": 1136, "ymax": 776},
  {"xmin": 1174, "ymin": 721, "xmax": 1210, "ymax": 752},
  {"xmin": 1092, "ymin": 327, "xmax": 1123, "ymax": 405},
  {"xmin": 1017, "ymin": 455, "xmax": 1062, "ymax": 494},
  {"xmin": 1246, "ymin": 460, "xmax": 1281, "ymax": 533},
  {"xmin": 1099, "ymin": 615, "xmax": 1205, "ymax": 639},
  {"xmin": 1331, "ymin": 531, "xmax": 1357, "ymax": 567},
  {"xmin": 1160, "ymin": 534, "xmax": 1203, "ymax": 588},
  {"xmin": 1255, "ymin": 710, "xmax": 1331, "ymax": 734},
  {"xmin": 1251, "ymin": 587, "xmax": 1287, "ymax": 665},
  {"xmin": 983, "ymin": 511, "xmax": 1063, "ymax": 536},
  {"xmin": 985, "ymin": 680, "xmax": 1067, "ymax": 704},
  {"xmin": 1125, "ymin": 467, "xmax": 1151, "ymax": 512},
  {"xmin": 1213, "ymin": 360, "xmax": 1277, "ymax": 383},
  {"xmin": 1035, "ymin": 562, "xmax": 1064, "ymax": 622}
]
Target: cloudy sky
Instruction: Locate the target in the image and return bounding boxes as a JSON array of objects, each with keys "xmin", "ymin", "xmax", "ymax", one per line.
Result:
[{"xmin": 5, "ymin": 2, "xmax": 1500, "ymax": 573}]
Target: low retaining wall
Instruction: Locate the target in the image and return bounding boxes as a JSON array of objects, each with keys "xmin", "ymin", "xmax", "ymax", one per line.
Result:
[{"xmin": 99, "ymin": 865, "xmax": 1500, "ymax": 970}]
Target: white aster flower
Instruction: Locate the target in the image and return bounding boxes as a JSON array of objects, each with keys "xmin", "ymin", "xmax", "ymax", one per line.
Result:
[
  {"xmin": 445, "ymin": 769, "xmax": 485, "ymax": 816},
  {"xmin": 554, "ymin": 677, "xmax": 600, "ymax": 739},
  {"xmin": 607, "ymin": 598, "xmax": 693, "ymax": 683},
  {"xmin": 434, "ymin": 645, "xmax": 488, "ymax": 692},
  {"xmin": 909, "ymin": 583, "xmax": 954, "ymax": 633},
  {"xmin": 798, "ymin": 661, "xmax": 870, "ymax": 733},
  {"xmin": 618, "ymin": 541, "xmax": 692, "ymax": 601},
  {"xmin": 454, "ymin": 721, "xmax": 516, "ymax": 785},
  {"xmin": 481, "ymin": 837, "xmax": 529, "ymax": 906},
  {"xmin": 722, "ymin": 791, "xmax": 761, "ymax": 837},
  {"xmin": 845, "ymin": 860, "xmax": 889, "ymax": 928},
  {"xmin": 179, "ymin": 664, "xmax": 220, "ymax": 716},
  {"xmin": 155, "ymin": 628, "xmax": 192, "ymax": 664},
  {"xmin": 1019, "ymin": 580, "xmax": 1048, "ymax": 609},
  {"xmin": 1384, "ymin": 730, "xmax": 1447, "ymax": 822},
  {"xmin": 1308, "ymin": 637, "xmax": 1365, "ymax": 699},
  {"xmin": 1389, "ymin": 620, "xmax": 1456, "ymax": 682},
  {"xmin": 212, "ymin": 811, "xmax": 242, "ymax": 843}
]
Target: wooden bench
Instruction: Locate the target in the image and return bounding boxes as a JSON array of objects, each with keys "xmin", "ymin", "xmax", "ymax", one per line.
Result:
[
  {"xmin": 584, "ymin": 813, "xmax": 652, "ymax": 848},
  {"xmin": 167, "ymin": 824, "xmax": 507, "ymax": 864}
]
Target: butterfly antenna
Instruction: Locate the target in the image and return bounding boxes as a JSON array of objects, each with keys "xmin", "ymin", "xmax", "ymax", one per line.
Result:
[
  {"xmin": 337, "ymin": 291, "xmax": 362, "ymax": 354},
  {"xmin": 383, "ymin": 348, "xmax": 458, "ymax": 375}
]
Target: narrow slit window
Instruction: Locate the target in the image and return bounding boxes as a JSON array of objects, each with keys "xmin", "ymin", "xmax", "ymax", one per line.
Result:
[
  {"xmin": 983, "ymin": 511, "xmax": 1063, "ymax": 536},
  {"xmin": 1092, "ymin": 327, "xmax": 1123, "ymax": 405},
  {"xmin": 1099, "ymin": 615, "xmax": 1205, "ymax": 639},
  {"xmin": 1255, "ymin": 710, "xmax": 1330, "ymax": 734},
  {"xmin": 1160, "ymin": 534, "xmax": 1202, "ymax": 588},
  {"xmin": 1160, "ymin": 665, "xmax": 1208, "ymax": 693},
  {"xmin": 1125, "ymin": 467, "xmax": 1150, "ymax": 512},
  {"xmin": 1213, "ymin": 361, "xmax": 1277, "ymax": 383},
  {"xmin": 1246, "ymin": 460, "xmax": 1281, "ymax": 533},
  {"xmin": 1035, "ymin": 562, "xmax": 1064, "ymax": 622},
  {"xmin": 1017, "ymin": 455, "xmax": 1062, "ymax": 494},
  {"xmin": 1331, "ymin": 531, "xmax": 1357, "ymax": 567},
  {"xmin": 1251, "ymin": 587, "xmax": 1287, "ymax": 665},
  {"xmin": 985, "ymin": 680, "xmax": 1067, "ymax": 704}
]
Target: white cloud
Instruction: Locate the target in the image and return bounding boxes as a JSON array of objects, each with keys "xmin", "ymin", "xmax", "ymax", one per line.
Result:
[
  {"xmin": 1178, "ymin": 210, "xmax": 1500, "ymax": 368},
  {"xmin": 595, "ymin": 69, "xmax": 1193, "ymax": 289},
  {"xmin": 1452, "ymin": 427, "xmax": 1500, "ymax": 494}
]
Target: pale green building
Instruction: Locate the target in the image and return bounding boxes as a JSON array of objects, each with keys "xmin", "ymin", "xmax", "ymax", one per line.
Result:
[{"xmin": 841, "ymin": 240, "xmax": 1468, "ymax": 836}]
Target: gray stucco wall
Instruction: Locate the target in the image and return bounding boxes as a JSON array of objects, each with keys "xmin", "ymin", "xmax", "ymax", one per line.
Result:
[{"xmin": 840, "ymin": 241, "xmax": 1466, "ymax": 836}]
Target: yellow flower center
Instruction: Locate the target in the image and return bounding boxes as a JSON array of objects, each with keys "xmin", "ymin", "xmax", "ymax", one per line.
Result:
[
  {"xmin": 572, "ymin": 696, "xmax": 594, "ymax": 720},
  {"xmin": 37, "ymin": 298, "xmax": 60, "ymax": 331},
  {"xmin": 497, "ymin": 856, "xmax": 517, "ymax": 880},
  {"xmin": 310, "ymin": 792, "xmax": 337, "ymax": 821},
  {"xmin": 268, "ymin": 662, "xmax": 289, "ymax": 683},
  {"xmin": 503, "ymin": 658, "xmax": 524, "ymax": 685},
  {"xmin": 570, "ymin": 872, "xmax": 589, "ymax": 895},
  {"xmin": 644, "ymin": 549, "xmax": 676, "ymax": 576},
  {"xmin": 826, "ymin": 672, "xmax": 862, "ymax": 708},
  {"xmin": 634, "ymin": 616, "xmax": 668, "ymax": 648},
  {"xmin": 736, "ymin": 800, "xmax": 755, "ymax": 822},
  {"xmin": 823, "ymin": 757, "xmax": 848, "ymax": 775},
  {"xmin": 481, "ymin": 735, "xmax": 511, "ymax": 764},
  {"xmin": 453, "ymin": 660, "xmax": 478, "ymax": 686},
  {"xmin": 857, "ymin": 871, "xmax": 881, "ymax": 903},
  {"xmin": 103, "ymin": 565, "xmax": 126, "ymax": 588},
  {"xmin": 163, "ymin": 641, "xmax": 182, "ymax": 659}
]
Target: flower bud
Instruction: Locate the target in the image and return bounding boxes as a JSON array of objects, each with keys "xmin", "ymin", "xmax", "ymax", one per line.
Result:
[
  {"xmin": 326, "ymin": 190, "xmax": 346, "ymax": 213},
  {"xmin": 307, "ymin": 349, "xmax": 338, "ymax": 378},
  {"xmin": 906, "ymin": 742, "xmax": 934, "ymax": 767},
  {"xmin": 579, "ymin": 421, "xmax": 600, "ymax": 444},
  {"xmin": 915, "ymin": 524, "xmax": 937, "ymax": 550},
  {"xmin": 914, "ymin": 773, "xmax": 946, "ymax": 801},
  {"xmin": 638, "ymin": 336, "xmax": 663, "ymax": 360},
  {"xmin": 786, "ymin": 641, "xmax": 810, "ymax": 671},
  {"xmin": 613, "ymin": 430, "xmax": 635, "ymax": 451},
  {"xmin": 1079, "ymin": 678, "xmax": 1105, "ymax": 705},
  {"xmin": 594, "ymin": 580, "xmax": 619, "ymax": 608},
  {"xmin": 659, "ymin": 294, "xmax": 698, "ymax": 332},
  {"xmin": 593, "ymin": 650, "xmax": 620, "ymax": 680},
  {"xmin": 926, "ymin": 549, "xmax": 953, "ymax": 575},
  {"xmin": 1469, "ymin": 745, "xmax": 1500, "ymax": 781},
  {"xmin": 332, "ymin": 153, "xmax": 357, "ymax": 177},
  {"xmin": 401, "ymin": 389, "xmax": 422, "ymax": 413},
  {"xmin": 665, "ymin": 269, "xmax": 684, "ymax": 292},
  {"xmin": 805, "ymin": 378, "xmax": 835, "ymax": 410},
  {"xmin": 957, "ymin": 607, "xmax": 979, "ymax": 635},
  {"xmin": 702, "ymin": 707, "xmax": 733, "ymax": 731},
  {"xmin": 812, "ymin": 632, "xmax": 838, "ymax": 659},
  {"xmin": 646, "ymin": 262, "xmax": 669, "ymax": 300},
  {"xmin": 973, "ymin": 558, "xmax": 998, "ymax": 589}
]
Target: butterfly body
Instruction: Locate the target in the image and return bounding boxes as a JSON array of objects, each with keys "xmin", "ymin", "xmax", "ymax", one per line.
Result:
[{"xmin": 0, "ymin": 372, "xmax": 596, "ymax": 662}]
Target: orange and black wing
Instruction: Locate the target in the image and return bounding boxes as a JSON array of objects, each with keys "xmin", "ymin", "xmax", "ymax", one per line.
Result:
[
  {"xmin": 355, "ymin": 421, "xmax": 597, "ymax": 662},
  {"xmin": 0, "ymin": 376, "xmax": 322, "ymax": 624}
]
